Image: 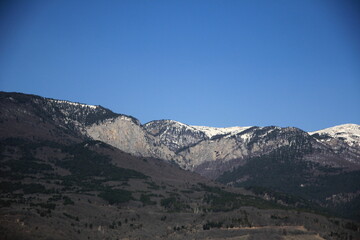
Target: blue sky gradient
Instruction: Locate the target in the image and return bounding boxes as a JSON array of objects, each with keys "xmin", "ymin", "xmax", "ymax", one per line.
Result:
[{"xmin": 0, "ymin": 0, "xmax": 359, "ymax": 131}]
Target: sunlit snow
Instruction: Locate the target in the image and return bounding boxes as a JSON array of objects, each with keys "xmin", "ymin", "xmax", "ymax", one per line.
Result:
[
  {"xmin": 309, "ymin": 124, "xmax": 360, "ymax": 146},
  {"xmin": 190, "ymin": 125, "xmax": 252, "ymax": 138},
  {"xmin": 50, "ymin": 99, "xmax": 98, "ymax": 109}
]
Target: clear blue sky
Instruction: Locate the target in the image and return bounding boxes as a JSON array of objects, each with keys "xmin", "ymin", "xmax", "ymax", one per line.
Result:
[{"xmin": 0, "ymin": 0, "xmax": 359, "ymax": 131}]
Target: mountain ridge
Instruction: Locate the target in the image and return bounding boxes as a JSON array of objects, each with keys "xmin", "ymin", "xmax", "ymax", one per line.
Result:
[
  {"xmin": 5, "ymin": 91, "xmax": 358, "ymax": 144},
  {"xmin": 2, "ymin": 91, "xmax": 359, "ymax": 173},
  {"xmin": 2, "ymin": 92, "xmax": 360, "ymax": 199},
  {"xmin": 1, "ymin": 91, "xmax": 360, "ymax": 239}
]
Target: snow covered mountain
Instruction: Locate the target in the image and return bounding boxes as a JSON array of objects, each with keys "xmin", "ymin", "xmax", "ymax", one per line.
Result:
[
  {"xmin": 2, "ymin": 92, "xmax": 360, "ymax": 178},
  {"xmin": 2, "ymin": 92, "xmax": 360, "ymax": 223},
  {"xmin": 310, "ymin": 124, "xmax": 360, "ymax": 147},
  {"xmin": 143, "ymin": 120, "xmax": 209, "ymax": 152},
  {"xmin": 143, "ymin": 120, "xmax": 252, "ymax": 152},
  {"xmin": 90, "ymin": 118, "xmax": 360, "ymax": 178}
]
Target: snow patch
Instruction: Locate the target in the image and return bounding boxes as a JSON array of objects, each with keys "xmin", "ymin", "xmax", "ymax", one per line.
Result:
[
  {"xmin": 309, "ymin": 124, "xmax": 360, "ymax": 146},
  {"xmin": 145, "ymin": 120, "xmax": 253, "ymax": 139},
  {"xmin": 190, "ymin": 125, "xmax": 252, "ymax": 138},
  {"xmin": 50, "ymin": 99, "xmax": 98, "ymax": 109}
]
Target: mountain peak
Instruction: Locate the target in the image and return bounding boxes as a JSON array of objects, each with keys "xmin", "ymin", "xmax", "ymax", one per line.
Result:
[{"xmin": 310, "ymin": 123, "xmax": 360, "ymax": 146}]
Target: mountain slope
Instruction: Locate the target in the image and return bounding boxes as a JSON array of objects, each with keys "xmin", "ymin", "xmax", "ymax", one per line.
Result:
[
  {"xmin": 0, "ymin": 91, "xmax": 128, "ymax": 141},
  {"xmin": 143, "ymin": 120, "xmax": 209, "ymax": 152},
  {"xmin": 2, "ymin": 91, "xmax": 359, "ymax": 177},
  {"xmin": 3, "ymin": 91, "xmax": 359, "ymax": 176},
  {"xmin": 310, "ymin": 124, "xmax": 360, "ymax": 147},
  {"xmin": 143, "ymin": 119, "xmax": 360, "ymax": 178},
  {"xmin": 1, "ymin": 92, "xmax": 360, "ymax": 223},
  {"xmin": 1, "ymin": 138, "xmax": 358, "ymax": 239},
  {"xmin": 3, "ymin": 92, "xmax": 359, "ymax": 239}
]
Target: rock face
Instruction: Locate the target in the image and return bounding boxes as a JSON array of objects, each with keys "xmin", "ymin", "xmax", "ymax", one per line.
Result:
[
  {"xmin": 86, "ymin": 116, "xmax": 152, "ymax": 157},
  {"xmin": 143, "ymin": 120, "xmax": 208, "ymax": 152},
  {"xmin": 86, "ymin": 117, "xmax": 179, "ymax": 164},
  {"xmin": 2, "ymin": 92, "xmax": 360, "ymax": 179},
  {"xmin": 85, "ymin": 111, "xmax": 360, "ymax": 179},
  {"xmin": 181, "ymin": 126, "xmax": 315, "ymax": 177}
]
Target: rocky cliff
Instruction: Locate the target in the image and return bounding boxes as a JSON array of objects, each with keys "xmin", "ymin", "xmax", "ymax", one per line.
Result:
[{"xmin": 2, "ymin": 92, "xmax": 360, "ymax": 179}]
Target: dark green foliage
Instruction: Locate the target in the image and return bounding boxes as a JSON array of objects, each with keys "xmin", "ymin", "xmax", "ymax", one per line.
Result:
[
  {"xmin": 59, "ymin": 175, "xmax": 105, "ymax": 192},
  {"xmin": 202, "ymin": 221, "xmax": 223, "ymax": 230},
  {"xmin": 229, "ymin": 213, "xmax": 251, "ymax": 227},
  {"xmin": 160, "ymin": 197, "xmax": 187, "ymax": 212},
  {"xmin": 36, "ymin": 208, "xmax": 52, "ymax": 217},
  {"xmin": 0, "ymin": 138, "xmax": 62, "ymax": 151},
  {"xmin": 63, "ymin": 196, "xmax": 75, "ymax": 205},
  {"xmin": 30, "ymin": 202, "xmax": 56, "ymax": 210},
  {"xmin": 0, "ymin": 199, "xmax": 12, "ymax": 207},
  {"xmin": 57, "ymin": 142, "xmax": 147, "ymax": 181},
  {"xmin": 199, "ymin": 183, "xmax": 282, "ymax": 212},
  {"xmin": 5, "ymin": 158, "xmax": 53, "ymax": 174},
  {"xmin": 331, "ymin": 195, "xmax": 360, "ymax": 220},
  {"xmin": 1, "ymin": 138, "xmax": 55, "ymax": 177},
  {"xmin": 343, "ymin": 222, "xmax": 359, "ymax": 231},
  {"xmin": 44, "ymin": 141, "xmax": 149, "ymax": 195},
  {"xmin": 140, "ymin": 194, "xmax": 156, "ymax": 206},
  {"xmin": 98, "ymin": 189, "xmax": 133, "ymax": 204},
  {"xmin": 1, "ymin": 138, "xmax": 148, "ymax": 190},
  {"xmin": 1, "ymin": 138, "xmax": 147, "ymax": 211},
  {"xmin": 109, "ymin": 221, "xmax": 116, "ymax": 229},
  {"xmin": 203, "ymin": 192, "xmax": 239, "ymax": 212},
  {"xmin": 271, "ymin": 215, "xmax": 289, "ymax": 220},
  {"xmin": 0, "ymin": 181, "xmax": 47, "ymax": 194},
  {"xmin": 0, "ymin": 182, "xmax": 23, "ymax": 193},
  {"xmin": 63, "ymin": 212, "xmax": 80, "ymax": 221},
  {"xmin": 217, "ymin": 144, "xmax": 360, "ymax": 220},
  {"xmin": 22, "ymin": 183, "xmax": 47, "ymax": 194},
  {"xmin": 244, "ymin": 186, "xmax": 327, "ymax": 213},
  {"xmin": 218, "ymin": 145, "xmax": 330, "ymax": 195},
  {"xmin": 218, "ymin": 145, "xmax": 316, "ymax": 192},
  {"xmin": 180, "ymin": 189, "xmax": 194, "ymax": 194},
  {"xmin": 48, "ymin": 194, "xmax": 62, "ymax": 202},
  {"xmin": 145, "ymin": 181, "xmax": 160, "ymax": 190},
  {"xmin": 304, "ymin": 171, "xmax": 360, "ymax": 200},
  {"xmin": 0, "ymin": 137, "xmax": 33, "ymax": 147}
]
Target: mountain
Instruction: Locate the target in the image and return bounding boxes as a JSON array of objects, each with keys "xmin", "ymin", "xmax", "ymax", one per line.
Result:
[
  {"xmin": 1, "ymin": 91, "xmax": 360, "ymax": 239},
  {"xmin": 143, "ymin": 119, "xmax": 252, "ymax": 153},
  {"xmin": 3, "ymin": 92, "xmax": 359, "ymax": 178},
  {"xmin": 310, "ymin": 124, "xmax": 360, "ymax": 147},
  {"xmin": 142, "ymin": 119, "xmax": 360, "ymax": 220},
  {"xmin": 86, "ymin": 116, "xmax": 360, "ymax": 179}
]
